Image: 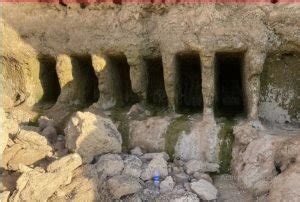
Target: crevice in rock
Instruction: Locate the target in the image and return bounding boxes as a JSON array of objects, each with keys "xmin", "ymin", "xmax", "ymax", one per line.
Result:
[
  {"xmin": 37, "ymin": 56, "xmax": 61, "ymax": 105},
  {"xmin": 215, "ymin": 52, "xmax": 245, "ymax": 117},
  {"xmin": 175, "ymin": 52, "xmax": 203, "ymax": 113},
  {"xmin": 108, "ymin": 53, "xmax": 139, "ymax": 107},
  {"xmin": 145, "ymin": 57, "xmax": 168, "ymax": 107}
]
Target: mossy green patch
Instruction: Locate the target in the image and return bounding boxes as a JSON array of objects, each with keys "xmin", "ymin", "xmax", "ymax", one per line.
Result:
[
  {"xmin": 165, "ymin": 115, "xmax": 190, "ymax": 160},
  {"xmin": 218, "ymin": 118, "xmax": 234, "ymax": 174},
  {"xmin": 110, "ymin": 107, "xmax": 131, "ymax": 152}
]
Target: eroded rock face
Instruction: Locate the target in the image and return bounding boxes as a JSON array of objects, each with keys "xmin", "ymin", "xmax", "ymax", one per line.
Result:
[
  {"xmin": 3, "ymin": 129, "xmax": 53, "ymax": 171},
  {"xmin": 232, "ymin": 120, "xmax": 300, "ymax": 197},
  {"xmin": 268, "ymin": 163, "xmax": 300, "ymax": 202},
  {"xmin": 129, "ymin": 116, "xmax": 171, "ymax": 152},
  {"xmin": 10, "ymin": 154, "xmax": 82, "ymax": 202},
  {"xmin": 175, "ymin": 117, "xmax": 219, "ymax": 162},
  {"xmin": 65, "ymin": 111, "xmax": 122, "ymax": 163}
]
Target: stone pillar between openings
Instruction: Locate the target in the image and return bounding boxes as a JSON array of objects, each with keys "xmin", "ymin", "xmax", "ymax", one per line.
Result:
[
  {"xmin": 200, "ymin": 53, "xmax": 215, "ymax": 117},
  {"xmin": 92, "ymin": 54, "xmax": 116, "ymax": 110},
  {"xmin": 55, "ymin": 54, "xmax": 74, "ymax": 104},
  {"xmin": 126, "ymin": 55, "xmax": 147, "ymax": 103},
  {"xmin": 244, "ymin": 50, "xmax": 266, "ymax": 119},
  {"xmin": 162, "ymin": 53, "xmax": 177, "ymax": 111}
]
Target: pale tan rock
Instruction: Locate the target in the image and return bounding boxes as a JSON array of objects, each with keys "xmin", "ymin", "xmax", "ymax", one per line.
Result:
[
  {"xmin": 9, "ymin": 154, "xmax": 82, "ymax": 202},
  {"xmin": 129, "ymin": 116, "xmax": 171, "ymax": 152},
  {"xmin": 107, "ymin": 175, "xmax": 142, "ymax": 199},
  {"xmin": 141, "ymin": 157, "xmax": 168, "ymax": 181},
  {"xmin": 47, "ymin": 153, "xmax": 82, "ymax": 173},
  {"xmin": 190, "ymin": 179, "xmax": 218, "ymax": 201},
  {"xmin": 0, "ymin": 191, "xmax": 10, "ymax": 202},
  {"xmin": 3, "ymin": 129, "xmax": 52, "ymax": 171},
  {"xmin": 48, "ymin": 165, "xmax": 104, "ymax": 202},
  {"xmin": 268, "ymin": 163, "xmax": 300, "ymax": 202},
  {"xmin": 95, "ymin": 154, "xmax": 124, "ymax": 177},
  {"xmin": 65, "ymin": 111, "xmax": 122, "ymax": 163}
]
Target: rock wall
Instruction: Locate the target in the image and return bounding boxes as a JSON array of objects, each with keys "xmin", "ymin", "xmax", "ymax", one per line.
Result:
[{"xmin": 1, "ymin": 3, "xmax": 300, "ymax": 166}]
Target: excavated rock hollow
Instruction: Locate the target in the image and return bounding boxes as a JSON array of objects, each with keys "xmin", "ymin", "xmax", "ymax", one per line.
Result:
[{"xmin": 1, "ymin": 3, "xmax": 299, "ymax": 123}]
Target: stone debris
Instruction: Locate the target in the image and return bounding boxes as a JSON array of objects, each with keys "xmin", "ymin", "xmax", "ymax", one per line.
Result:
[
  {"xmin": 160, "ymin": 176, "xmax": 175, "ymax": 193},
  {"xmin": 184, "ymin": 160, "xmax": 219, "ymax": 174},
  {"xmin": 9, "ymin": 154, "xmax": 82, "ymax": 201},
  {"xmin": 64, "ymin": 111, "xmax": 122, "ymax": 163},
  {"xmin": 107, "ymin": 175, "xmax": 142, "ymax": 199},
  {"xmin": 268, "ymin": 163, "xmax": 300, "ymax": 202},
  {"xmin": 190, "ymin": 179, "xmax": 218, "ymax": 200},
  {"xmin": 96, "ymin": 154, "xmax": 124, "ymax": 177},
  {"xmin": 130, "ymin": 146, "xmax": 143, "ymax": 156},
  {"xmin": 122, "ymin": 155, "xmax": 143, "ymax": 178},
  {"xmin": 141, "ymin": 156, "xmax": 169, "ymax": 181},
  {"xmin": 2, "ymin": 129, "xmax": 53, "ymax": 171}
]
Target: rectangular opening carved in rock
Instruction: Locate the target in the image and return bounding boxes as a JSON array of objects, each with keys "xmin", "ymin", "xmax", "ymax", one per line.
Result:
[
  {"xmin": 145, "ymin": 57, "xmax": 168, "ymax": 107},
  {"xmin": 71, "ymin": 56, "xmax": 100, "ymax": 106},
  {"xmin": 215, "ymin": 52, "xmax": 245, "ymax": 117},
  {"xmin": 176, "ymin": 52, "xmax": 203, "ymax": 113},
  {"xmin": 109, "ymin": 54, "xmax": 138, "ymax": 107},
  {"xmin": 38, "ymin": 56, "xmax": 61, "ymax": 104}
]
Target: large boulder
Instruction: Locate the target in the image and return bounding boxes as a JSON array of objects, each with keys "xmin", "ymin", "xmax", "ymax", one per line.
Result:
[
  {"xmin": 232, "ymin": 134, "xmax": 286, "ymax": 195},
  {"xmin": 2, "ymin": 129, "xmax": 53, "ymax": 170},
  {"xmin": 268, "ymin": 163, "xmax": 300, "ymax": 202},
  {"xmin": 9, "ymin": 154, "xmax": 82, "ymax": 202},
  {"xmin": 107, "ymin": 175, "xmax": 142, "ymax": 199},
  {"xmin": 49, "ymin": 164, "xmax": 105, "ymax": 202},
  {"xmin": 175, "ymin": 118, "xmax": 219, "ymax": 162},
  {"xmin": 65, "ymin": 111, "xmax": 122, "ymax": 163},
  {"xmin": 129, "ymin": 116, "xmax": 171, "ymax": 152}
]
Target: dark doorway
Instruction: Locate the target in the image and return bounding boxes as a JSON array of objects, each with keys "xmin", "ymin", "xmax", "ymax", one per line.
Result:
[
  {"xmin": 215, "ymin": 53, "xmax": 245, "ymax": 117},
  {"xmin": 38, "ymin": 56, "xmax": 61, "ymax": 103},
  {"xmin": 71, "ymin": 56, "xmax": 100, "ymax": 106},
  {"xmin": 145, "ymin": 57, "xmax": 168, "ymax": 107},
  {"xmin": 109, "ymin": 54, "xmax": 138, "ymax": 107},
  {"xmin": 176, "ymin": 52, "xmax": 203, "ymax": 113}
]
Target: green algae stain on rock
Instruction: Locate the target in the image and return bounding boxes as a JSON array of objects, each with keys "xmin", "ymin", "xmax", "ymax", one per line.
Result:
[
  {"xmin": 218, "ymin": 119, "xmax": 234, "ymax": 174},
  {"xmin": 165, "ymin": 115, "xmax": 190, "ymax": 160},
  {"xmin": 110, "ymin": 107, "xmax": 131, "ymax": 152},
  {"xmin": 259, "ymin": 52, "xmax": 300, "ymax": 125}
]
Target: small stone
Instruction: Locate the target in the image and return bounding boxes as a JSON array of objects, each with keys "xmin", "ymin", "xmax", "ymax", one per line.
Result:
[
  {"xmin": 160, "ymin": 176, "xmax": 175, "ymax": 193},
  {"xmin": 96, "ymin": 154, "xmax": 124, "ymax": 177},
  {"xmin": 42, "ymin": 125, "xmax": 57, "ymax": 143},
  {"xmin": 174, "ymin": 172, "xmax": 190, "ymax": 183},
  {"xmin": 130, "ymin": 147, "xmax": 143, "ymax": 156},
  {"xmin": 141, "ymin": 152, "xmax": 170, "ymax": 161},
  {"xmin": 141, "ymin": 157, "xmax": 168, "ymax": 181},
  {"xmin": 190, "ymin": 179, "xmax": 218, "ymax": 200},
  {"xmin": 193, "ymin": 172, "xmax": 213, "ymax": 183},
  {"xmin": 38, "ymin": 116, "xmax": 55, "ymax": 130},
  {"xmin": 184, "ymin": 160, "xmax": 219, "ymax": 174},
  {"xmin": 184, "ymin": 182, "xmax": 192, "ymax": 192},
  {"xmin": 107, "ymin": 175, "xmax": 142, "ymax": 199},
  {"xmin": 122, "ymin": 155, "xmax": 142, "ymax": 178}
]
